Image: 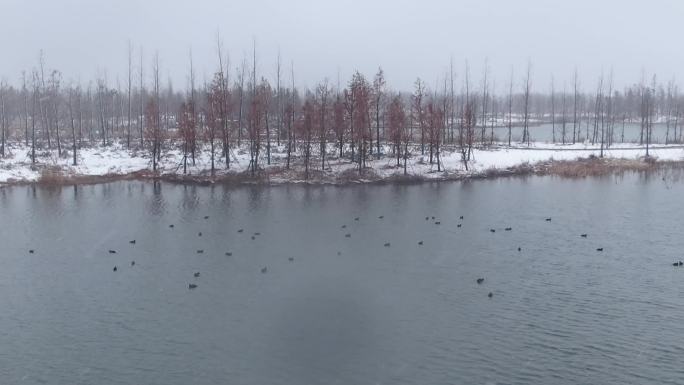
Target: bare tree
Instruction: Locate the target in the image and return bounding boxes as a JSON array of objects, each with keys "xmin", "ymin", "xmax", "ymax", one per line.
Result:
[
  {"xmin": 316, "ymin": 80, "xmax": 330, "ymax": 171},
  {"xmin": 573, "ymin": 68, "xmax": 579, "ymax": 144},
  {"xmin": 521, "ymin": 61, "xmax": 532, "ymax": 146},
  {"xmin": 507, "ymin": 67, "xmax": 513, "ymax": 147},
  {"xmin": 67, "ymin": 86, "xmax": 78, "ymax": 165},
  {"xmin": 413, "ymin": 78, "xmax": 425, "ymax": 155},
  {"xmin": 372, "ymin": 67, "xmax": 385, "ymax": 157},
  {"xmin": 0, "ymin": 81, "xmax": 6, "ymax": 157},
  {"xmin": 126, "ymin": 40, "xmax": 133, "ymax": 149}
]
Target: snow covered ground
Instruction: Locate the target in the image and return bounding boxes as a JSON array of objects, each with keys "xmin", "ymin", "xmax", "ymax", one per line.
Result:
[{"xmin": 1, "ymin": 141, "xmax": 684, "ymax": 185}]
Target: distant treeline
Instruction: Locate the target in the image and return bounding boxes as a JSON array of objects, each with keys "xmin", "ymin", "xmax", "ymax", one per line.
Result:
[{"xmin": 0, "ymin": 47, "xmax": 675, "ymax": 174}]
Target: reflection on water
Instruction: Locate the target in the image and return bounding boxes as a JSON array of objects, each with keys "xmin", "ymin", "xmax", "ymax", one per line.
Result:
[{"xmin": 2, "ymin": 172, "xmax": 684, "ymax": 384}]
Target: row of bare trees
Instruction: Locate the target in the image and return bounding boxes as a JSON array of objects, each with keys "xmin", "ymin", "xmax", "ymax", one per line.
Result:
[{"xmin": 0, "ymin": 50, "xmax": 674, "ymax": 175}]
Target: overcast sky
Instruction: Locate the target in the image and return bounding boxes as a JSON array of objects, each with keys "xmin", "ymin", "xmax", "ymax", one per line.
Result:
[{"xmin": 2, "ymin": 0, "xmax": 683, "ymax": 93}]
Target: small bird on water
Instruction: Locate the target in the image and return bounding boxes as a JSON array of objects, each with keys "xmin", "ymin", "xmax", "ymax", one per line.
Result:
[
  {"xmin": 129, "ymin": 240, "xmax": 136, "ymax": 244},
  {"xmin": 131, "ymin": 261, "xmax": 135, "ymax": 266},
  {"xmin": 596, "ymin": 248, "xmax": 603, "ymax": 252},
  {"xmin": 261, "ymin": 267, "xmax": 268, "ymax": 274},
  {"xmin": 580, "ymin": 234, "xmax": 588, "ymax": 238},
  {"xmin": 476, "ymin": 278, "xmax": 484, "ymax": 284},
  {"xmin": 384, "ymin": 242, "xmax": 391, "ymax": 247},
  {"xmin": 189, "ymin": 283, "xmax": 198, "ymax": 289},
  {"xmin": 545, "ymin": 218, "xmax": 552, "ymax": 222},
  {"xmin": 194, "ymin": 272, "xmax": 200, "ymax": 277},
  {"xmin": 113, "ymin": 266, "xmax": 117, "ymax": 272},
  {"xmin": 108, "ymin": 250, "xmax": 116, "ymax": 254},
  {"xmin": 488, "ymin": 292, "xmax": 493, "ymax": 298}
]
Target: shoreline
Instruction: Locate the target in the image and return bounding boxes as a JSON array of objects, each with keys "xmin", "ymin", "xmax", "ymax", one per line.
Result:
[
  {"xmin": 1, "ymin": 156, "xmax": 682, "ymax": 188},
  {"xmin": 2, "ymin": 141, "xmax": 683, "ymax": 187}
]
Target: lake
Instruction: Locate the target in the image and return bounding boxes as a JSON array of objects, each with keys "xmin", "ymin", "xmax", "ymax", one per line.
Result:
[
  {"xmin": 2, "ymin": 174, "xmax": 684, "ymax": 385},
  {"xmin": 489, "ymin": 122, "xmax": 679, "ymax": 144}
]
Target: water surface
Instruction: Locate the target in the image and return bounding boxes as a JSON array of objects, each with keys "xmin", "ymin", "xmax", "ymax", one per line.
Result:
[{"xmin": 2, "ymin": 173, "xmax": 684, "ymax": 385}]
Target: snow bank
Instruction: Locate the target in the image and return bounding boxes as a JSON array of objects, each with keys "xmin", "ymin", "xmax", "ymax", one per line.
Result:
[{"xmin": 1, "ymin": 141, "xmax": 683, "ymax": 184}]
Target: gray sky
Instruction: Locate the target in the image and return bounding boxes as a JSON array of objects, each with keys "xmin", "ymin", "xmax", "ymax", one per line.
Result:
[{"xmin": 3, "ymin": 0, "xmax": 683, "ymax": 92}]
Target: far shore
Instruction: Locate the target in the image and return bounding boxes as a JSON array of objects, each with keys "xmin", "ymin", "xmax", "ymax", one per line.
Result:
[{"xmin": 2, "ymin": 141, "xmax": 683, "ymax": 187}]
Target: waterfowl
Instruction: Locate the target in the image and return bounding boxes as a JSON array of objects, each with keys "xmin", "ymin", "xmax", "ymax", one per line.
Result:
[
  {"xmin": 108, "ymin": 250, "xmax": 117, "ymax": 254},
  {"xmin": 194, "ymin": 272, "xmax": 200, "ymax": 277},
  {"xmin": 418, "ymin": 241, "xmax": 423, "ymax": 245},
  {"xmin": 435, "ymin": 221, "xmax": 441, "ymax": 225},
  {"xmin": 378, "ymin": 215, "xmax": 384, "ymax": 219},
  {"xmin": 457, "ymin": 224, "xmax": 462, "ymax": 228},
  {"xmin": 113, "ymin": 266, "xmax": 117, "ymax": 272},
  {"xmin": 431, "ymin": 216, "xmax": 435, "ymax": 220},
  {"xmin": 254, "ymin": 232, "xmax": 261, "ymax": 236},
  {"xmin": 354, "ymin": 217, "xmax": 359, "ymax": 221},
  {"xmin": 518, "ymin": 247, "xmax": 522, "ymax": 252},
  {"xmin": 596, "ymin": 248, "xmax": 603, "ymax": 252},
  {"xmin": 341, "ymin": 225, "xmax": 347, "ymax": 229},
  {"xmin": 673, "ymin": 261, "xmax": 683, "ymax": 267},
  {"xmin": 238, "ymin": 229, "xmax": 244, "ymax": 233},
  {"xmin": 251, "ymin": 236, "xmax": 255, "ymax": 240},
  {"xmin": 345, "ymin": 233, "xmax": 351, "ymax": 238},
  {"xmin": 580, "ymin": 234, "xmax": 588, "ymax": 238},
  {"xmin": 225, "ymin": 252, "xmax": 232, "ymax": 256},
  {"xmin": 198, "ymin": 232, "xmax": 202, "ymax": 237},
  {"xmin": 545, "ymin": 218, "xmax": 552, "ymax": 222},
  {"xmin": 129, "ymin": 240, "xmax": 136, "ymax": 244},
  {"xmin": 29, "ymin": 250, "xmax": 34, "ymax": 254},
  {"xmin": 425, "ymin": 216, "xmax": 429, "ymax": 220},
  {"xmin": 260, "ymin": 267, "xmax": 268, "ymax": 274},
  {"xmin": 488, "ymin": 292, "xmax": 493, "ymax": 298},
  {"xmin": 204, "ymin": 216, "xmax": 209, "ymax": 219},
  {"xmin": 490, "ymin": 229, "xmax": 496, "ymax": 233},
  {"xmin": 130, "ymin": 261, "xmax": 135, "ymax": 266},
  {"xmin": 189, "ymin": 283, "xmax": 198, "ymax": 289},
  {"xmin": 288, "ymin": 257, "xmax": 294, "ymax": 262},
  {"xmin": 169, "ymin": 224, "xmax": 174, "ymax": 228},
  {"xmin": 505, "ymin": 227, "xmax": 512, "ymax": 231},
  {"xmin": 384, "ymin": 242, "xmax": 391, "ymax": 247},
  {"xmin": 459, "ymin": 216, "xmax": 464, "ymax": 220},
  {"xmin": 476, "ymin": 278, "xmax": 484, "ymax": 284},
  {"xmin": 197, "ymin": 249, "xmax": 204, "ymax": 254}
]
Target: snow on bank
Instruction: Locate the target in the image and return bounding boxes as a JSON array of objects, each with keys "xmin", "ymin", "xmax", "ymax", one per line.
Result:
[{"xmin": 1, "ymin": 141, "xmax": 684, "ymax": 184}]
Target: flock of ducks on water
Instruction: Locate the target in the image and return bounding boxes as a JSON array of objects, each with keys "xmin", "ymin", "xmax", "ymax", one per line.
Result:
[{"xmin": 27, "ymin": 212, "xmax": 684, "ymax": 295}]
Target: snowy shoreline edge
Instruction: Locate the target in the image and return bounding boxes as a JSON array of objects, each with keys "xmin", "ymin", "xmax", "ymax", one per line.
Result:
[{"xmin": 2, "ymin": 141, "xmax": 684, "ymax": 187}]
